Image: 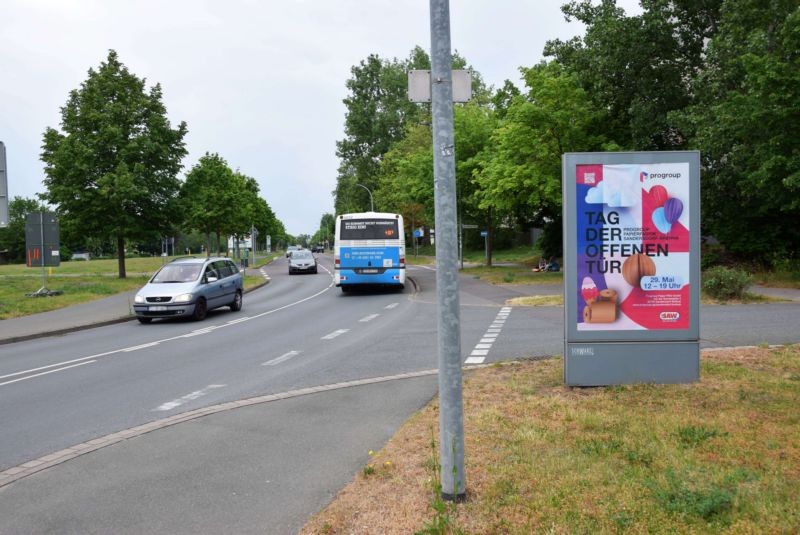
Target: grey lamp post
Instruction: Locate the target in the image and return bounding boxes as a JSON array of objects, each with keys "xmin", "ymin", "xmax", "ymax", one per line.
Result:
[{"xmin": 355, "ymin": 183, "xmax": 374, "ymax": 212}]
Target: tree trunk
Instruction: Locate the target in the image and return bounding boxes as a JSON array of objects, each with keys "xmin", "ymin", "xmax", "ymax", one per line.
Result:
[
  {"xmin": 215, "ymin": 231, "xmax": 222, "ymax": 256},
  {"xmin": 204, "ymin": 232, "xmax": 211, "ymax": 257},
  {"xmin": 117, "ymin": 235, "xmax": 127, "ymax": 279}
]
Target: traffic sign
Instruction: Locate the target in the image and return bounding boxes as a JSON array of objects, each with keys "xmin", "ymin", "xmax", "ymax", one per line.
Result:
[{"xmin": 480, "ymin": 230, "xmax": 487, "ymax": 237}]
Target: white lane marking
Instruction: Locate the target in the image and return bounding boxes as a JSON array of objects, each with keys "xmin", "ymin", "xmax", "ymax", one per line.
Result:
[
  {"xmin": 262, "ymin": 351, "xmax": 300, "ymax": 366},
  {"xmin": 226, "ymin": 317, "xmax": 250, "ymax": 325},
  {"xmin": 384, "ymin": 302, "xmax": 400, "ymax": 309},
  {"xmin": 321, "ymin": 329, "xmax": 349, "ymax": 340},
  {"xmin": 359, "ymin": 314, "xmax": 380, "ymax": 323},
  {"xmin": 0, "ymin": 360, "xmax": 97, "ymax": 387},
  {"xmin": 154, "ymin": 384, "xmax": 226, "ymax": 412},
  {"xmin": 464, "ymin": 307, "xmax": 513, "ymax": 365},
  {"xmin": 122, "ymin": 342, "xmax": 160, "ymax": 352},
  {"xmin": 0, "ymin": 349, "xmax": 118, "ymax": 382}
]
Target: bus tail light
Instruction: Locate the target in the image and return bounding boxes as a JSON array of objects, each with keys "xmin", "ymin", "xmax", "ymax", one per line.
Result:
[{"xmin": 399, "ymin": 256, "xmax": 405, "ymax": 267}]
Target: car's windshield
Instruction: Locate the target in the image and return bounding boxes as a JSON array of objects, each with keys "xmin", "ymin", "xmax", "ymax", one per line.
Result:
[
  {"xmin": 152, "ymin": 264, "xmax": 202, "ymax": 283},
  {"xmin": 292, "ymin": 251, "xmax": 312, "ymax": 259}
]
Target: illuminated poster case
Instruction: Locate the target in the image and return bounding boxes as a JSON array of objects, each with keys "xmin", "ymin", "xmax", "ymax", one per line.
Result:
[{"xmin": 563, "ymin": 152, "xmax": 700, "ymax": 386}]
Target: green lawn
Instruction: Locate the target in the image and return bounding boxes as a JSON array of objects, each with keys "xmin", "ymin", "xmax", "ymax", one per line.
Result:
[
  {"xmin": 304, "ymin": 345, "xmax": 800, "ymax": 534},
  {"xmin": 0, "ymin": 254, "xmax": 278, "ymax": 320}
]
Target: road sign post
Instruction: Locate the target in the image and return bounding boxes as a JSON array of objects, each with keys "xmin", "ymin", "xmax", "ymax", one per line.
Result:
[
  {"xmin": 0, "ymin": 142, "xmax": 8, "ymax": 228},
  {"xmin": 429, "ymin": 0, "xmax": 466, "ymax": 502}
]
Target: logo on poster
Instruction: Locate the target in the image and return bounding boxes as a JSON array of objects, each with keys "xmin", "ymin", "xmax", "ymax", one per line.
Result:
[
  {"xmin": 642, "ymin": 171, "xmax": 682, "ymax": 180},
  {"xmin": 659, "ymin": 311, "xmax": 681, "ymax": 322}
]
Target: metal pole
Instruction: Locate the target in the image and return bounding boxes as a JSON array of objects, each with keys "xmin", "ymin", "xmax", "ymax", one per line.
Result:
[
  {"xmin": 355, "ymin": 183, "xmax": 374, "ymax": 212},
  {"xmin": 430, "ymin": 0, "xmax": 465, "ymax": 502},
  {"xmin": 39, "ymin": 212, "xmax": 46, "ymax": 292},
  {"xmin": 251, "ymin": 224, "xmax": 257, "ymax": 267}
]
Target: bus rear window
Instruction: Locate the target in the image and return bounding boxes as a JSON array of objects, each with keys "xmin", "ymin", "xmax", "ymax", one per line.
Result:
[{"xmin": 340, "ymin": 219, "xmax": 399, "ymax": 240}]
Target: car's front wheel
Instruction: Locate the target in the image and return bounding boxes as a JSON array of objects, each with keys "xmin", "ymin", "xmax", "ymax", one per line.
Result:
[
  {"xmin": 192, "ymin": 298, "xmax": 208, "ymax": 321},
  {"xmin": 230, "ymin": 290, "xmax": 243, "ymax": 312}
]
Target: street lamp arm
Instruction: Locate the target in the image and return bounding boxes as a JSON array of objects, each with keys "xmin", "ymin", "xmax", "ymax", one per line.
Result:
[{"xmin": 355, "ymin": 183, "xmax": 374, "ymax": 212}]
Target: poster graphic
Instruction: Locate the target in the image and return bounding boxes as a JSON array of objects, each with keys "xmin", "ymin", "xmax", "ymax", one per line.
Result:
[{"xmin": 576, "ymin": 163, "xmax": 690, "ymax": 331}]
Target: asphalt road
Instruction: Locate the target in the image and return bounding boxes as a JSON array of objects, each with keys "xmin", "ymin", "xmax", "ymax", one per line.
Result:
[
  {"xmin": 0, "ymin": 256, "xmax": 798, "ymax": 533},
  {"xmin": 2, "ymin": 258, "xmax": 798, "ymax": 472}
]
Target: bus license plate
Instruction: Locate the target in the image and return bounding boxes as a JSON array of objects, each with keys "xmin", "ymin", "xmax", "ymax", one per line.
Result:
[
  {"xmin": 149, "ymin": 305, "xmax": 168, "ymax": 311},
  {"xmin": 361, "ymin": 269, "xmax": 379, "ymax": 274}
]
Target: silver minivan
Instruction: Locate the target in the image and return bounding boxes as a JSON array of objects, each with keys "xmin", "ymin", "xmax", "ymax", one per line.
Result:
[{"xmin": 133, "ymin": 257, "xmax": 243, "ymax": 323}]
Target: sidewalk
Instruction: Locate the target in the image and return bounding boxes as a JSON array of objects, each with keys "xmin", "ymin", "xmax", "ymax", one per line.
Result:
[
  {"xmin": 0, "ymin": 290, "xmax": 138, "ymax": 345},
  {"xmin": 749, "ymin": 284, "xmax": 800, "ymax": 302}
]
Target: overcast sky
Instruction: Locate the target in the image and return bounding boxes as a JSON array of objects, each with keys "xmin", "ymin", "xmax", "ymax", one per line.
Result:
[{"xmin": 1, "ymin": 0, "xmax": 641, "ymax": 236}]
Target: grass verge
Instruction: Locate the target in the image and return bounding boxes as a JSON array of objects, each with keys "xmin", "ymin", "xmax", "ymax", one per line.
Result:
[
  {"xmin": 0, "ymin": 255, "xmax": 277, "ymax": 320},
  {"xmin": 301, "ymin": 346, "xmax": 800, "ymax": 534},
  {"xmin": 463, "ymin": 265, "xmax": 563, "ymax": 286}
]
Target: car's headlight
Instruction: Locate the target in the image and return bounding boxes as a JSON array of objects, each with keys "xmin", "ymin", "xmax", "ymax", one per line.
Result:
[
  {"xmin": 134, "ymin": 295, "xmax": 145, "ymax": 304},
  {"xmin": 173, "ymin": 293, "xmax": 193, "ymax": 303}
]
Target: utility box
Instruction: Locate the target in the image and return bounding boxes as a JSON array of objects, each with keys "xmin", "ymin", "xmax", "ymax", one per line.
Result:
[{"xmin": 562, "ymin": 152, "xmax": 700, "ymax": 386}]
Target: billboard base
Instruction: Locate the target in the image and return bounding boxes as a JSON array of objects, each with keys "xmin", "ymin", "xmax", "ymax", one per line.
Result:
[{"xmin": 565, "ymin": 341, "xmax": 699, "ymax": 386}]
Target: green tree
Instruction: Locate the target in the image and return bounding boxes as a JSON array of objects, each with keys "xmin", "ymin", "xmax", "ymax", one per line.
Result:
[
  {"xmin": 311, "ymin": 213, "xmax": 335, "ymax": 247},
  {"xmin": 334, "ymin": 48, "xmax": 429, "ymax": 215},
  {"xmin": 333, "ymin": 46, "xmax": 487, "ymax": 215},
  {"xmin": 672, "ymin": 0, "xmax": 800, "ymax": 262},
  {"xmin": 545, "ymin": 0, "xmax": 721, "ymax": 150},
  {"xmin": 41, "ymin": 50, "xmax": 188, "ymax": 278},
  {"xmin": 0, "ymin": 196, "xmax": 46, "ymax": 263},
  {"xmin": 251, "ymin": 196, "xmax": 283, "ymax": 250},
  {"xmin": 180, "ymin": 153, "xmax": 239, "ymax": 255},
  {"xmin": 474, "ymin": 62, "xmax": 615, "ymax": 260}
]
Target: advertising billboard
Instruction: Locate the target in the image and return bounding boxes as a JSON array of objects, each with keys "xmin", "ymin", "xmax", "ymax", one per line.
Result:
[{"xmin": 563, "ymin": 152, "xmax": 700, "ymax": 385}]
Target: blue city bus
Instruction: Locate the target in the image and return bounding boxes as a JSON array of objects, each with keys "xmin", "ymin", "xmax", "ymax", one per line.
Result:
[{"xmin": 334, "ymin": 212, "xmax": 406, "ymax": 292}]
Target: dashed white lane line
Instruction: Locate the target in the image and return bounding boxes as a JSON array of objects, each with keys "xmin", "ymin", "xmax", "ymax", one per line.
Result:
[
  {"xmin": 384, "ymin": 302, "xmax": 400, "ymax": 309},
  {"xmin": 122, "ymin": 342, "xmax": 160, "ymax": 352},
  {"xmin": 321, "ymin": 329, "xmax": 349, "ymax": 340},
  {"xmin": 262, "ymin": 351, "xmax": 301, "ymax": 366},
  {"xmin": 465, "ymin": 307, "xmax": 512, "ymax": 365},
  {"xmin": 154, "ymin": 384, "xmax": 226, "ymax": 412},
  {"xmin": 359, "ymin": 314, "xmax": 380, "ymax": 322}
]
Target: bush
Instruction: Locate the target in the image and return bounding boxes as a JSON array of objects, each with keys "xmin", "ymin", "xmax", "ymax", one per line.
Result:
[{"xmin": 702, "ymin": 266, "xmax": 752, "ymax": 300}]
